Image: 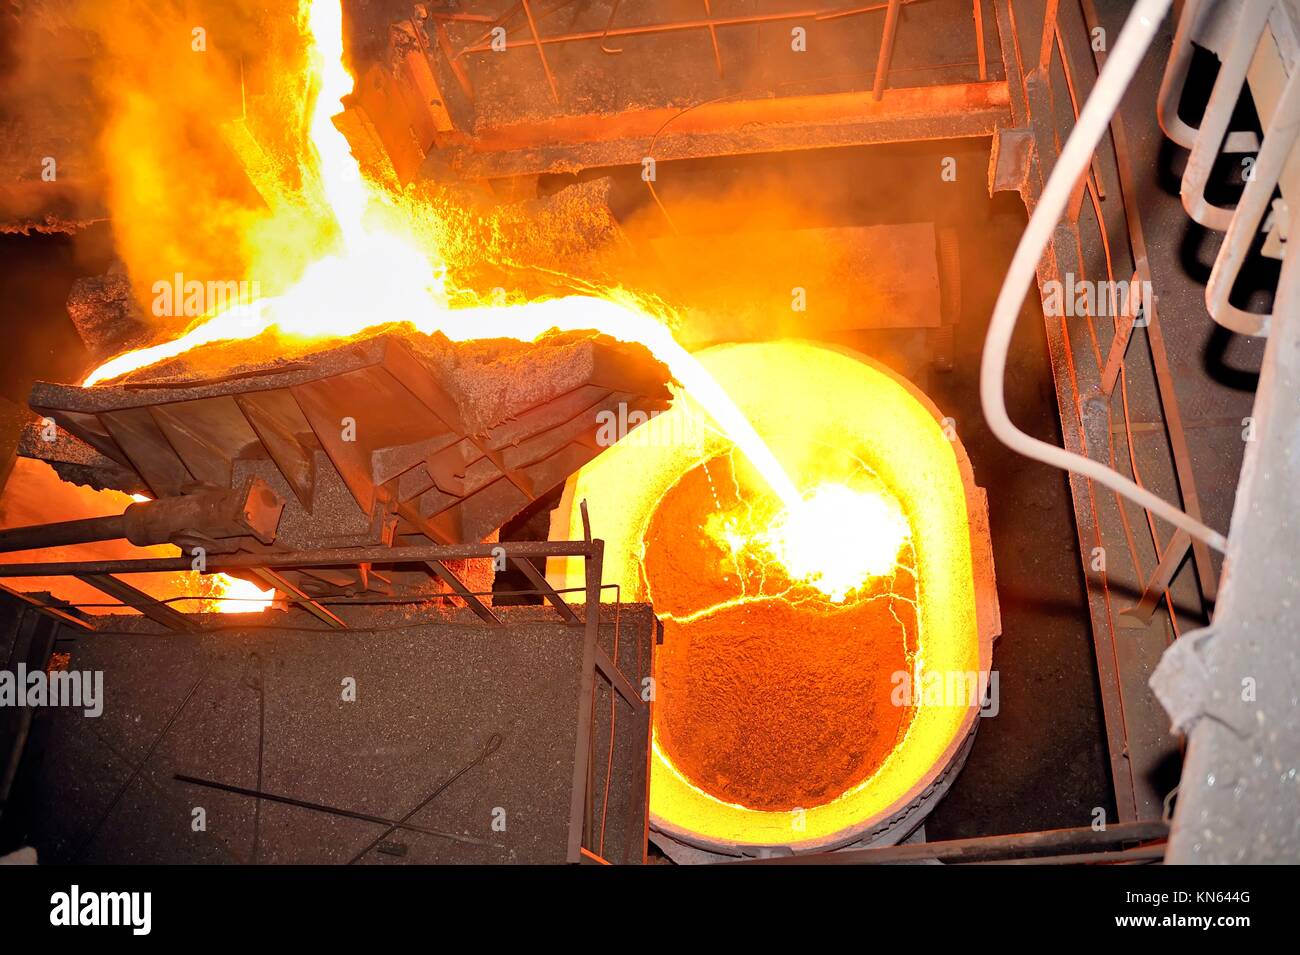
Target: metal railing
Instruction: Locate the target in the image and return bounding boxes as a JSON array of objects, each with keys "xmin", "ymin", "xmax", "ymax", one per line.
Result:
[{"xmin": 0, "ymin": 520, "xmax": 648, "ymax": 864}]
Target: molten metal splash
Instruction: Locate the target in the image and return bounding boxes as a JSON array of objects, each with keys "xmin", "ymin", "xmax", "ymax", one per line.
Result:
[
  {"xmin": 759, "ymin": 483, "xmax": 910, "ymax": 603},
  {"xmin": 555, "ymin": 341, "xmax": 985, "ymax": 846},
  {"xmin": 81, "ymin": 0, "xmax": 900, "ymax": 599},
  {"xmin": 129, "ymin": 495, "xmax": 275, "ymax": 613}
]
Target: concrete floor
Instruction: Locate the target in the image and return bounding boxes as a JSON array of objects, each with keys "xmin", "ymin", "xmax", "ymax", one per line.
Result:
[{"xmin": 2, "ymin": 603, "xmax": 654, "ymax": 864}]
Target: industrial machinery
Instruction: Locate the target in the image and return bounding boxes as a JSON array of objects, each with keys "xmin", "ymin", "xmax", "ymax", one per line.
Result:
[{"xmin": 0, "ymin": 0, "xmax": 1294, "ymax": 874}]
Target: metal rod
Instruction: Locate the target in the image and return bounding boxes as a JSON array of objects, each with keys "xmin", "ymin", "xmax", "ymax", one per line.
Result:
[
  {"xmin": 74, "ymin": 573, "xmax": 198, "ymax": 633},
  {"xmin": 0, "ymin": 514, "xmax": 127, "ymax": 554},
  {"xmin": 426, "ymin": 560, "xmax": 502, "ymax": 625},
  {"xmin": 735, "ymin": 820, "xmax": 1169, "ymax": 864},
  {"xmin": 1052, "ymin": 21, "xmax": 1105, "ymax": 200},
  {"xmin": 1206, "ymin": 61, "xmax": 1300, "ymax": 337},
  {"xmin": 1155, "ymin": 0, "xmax": 1207, "ymax": 147},
  {"xmin": 1178, "ymin": 1, "xmax": 1272, "ymax": 230},
  {"xmin": 702, "ymin": 0, "xmax": 724, "ymax": 77},
  {"xmin": 566, "ymin": 539, "xmax": 603, "ymax": 862},
  {"xmin": 0, "ymin": 539, "xmax": 600, "ymax": 579},
  {"xmin": 174, "ymin": 774, "xmax": 499, "ymax": 848},
  {"xmin": 348, "ymin": 734, "xmax": 503, "ymax": 863},
  {"xmin": 1079, "ymin": 0, "xmax": 1221, "ymax": 607},
  {"xmin": 1037, "ymin": 0, "xmax": 1059, "ymax": 75},
  {"xmin": 250, "ymin": 568, "xmax": 346, "ymax": 629},
  {"xmin": 520, "ymin": 0, "xmax": 560, "ymax": 104},
  {"xmin": 434, "ymin": 18, "xmax": 476, "ymax": 101},
  {"xmin": 50, "ymin": 581, "xmax": 621, "ymax": 611},
  {"xmin": 1122, "ymin": 528, "xmax": 1192, "ymax": 624},
  {"xmin": 512, "ymin": 556, "xmax": 580, "ymax": 625},
  {"xmin": 872, "ymin": 0, "xmax": 904, "ymax": 99},
  {"xmin": 455, "ymin": 1, "xmax": 910, "ymax": 54},
  {"xmin": 76, "ymin": 676, "xmax": 205, "ymax": 860},
  {"xmin": 970, "ymin": 843, "xmax": 1166, "ymax": 865},
  {"xmin": 593, "ymin": 643, "xmax": 642, "ymax": 710},
  {"xmin": 1099, "ymin": 270, "xmax": 1143, "ymax": 394}
]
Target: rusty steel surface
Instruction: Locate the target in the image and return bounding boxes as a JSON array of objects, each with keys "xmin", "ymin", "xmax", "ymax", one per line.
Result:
[{"xmin": 439, "ymin": 80, "xmax": 1012, "ymax": 178}]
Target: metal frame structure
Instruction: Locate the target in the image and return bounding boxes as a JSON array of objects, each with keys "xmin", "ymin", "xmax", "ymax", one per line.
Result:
[
  {"xmin": 1148, "ymin": 0, "xmax": 1300, "ymax": 865},
  {"xmin": 350, "ymin": 0, "xmax": 1011, "ymax": 181},
  {"xmin": 989, "ymin": 0, "xmax": 1227, "ymax": 824},
  {"xmin": 435, "ymin": 0, "xmax": 955, "ymax": 99},
  {"xmin": 694, "ymin": 0, "xmax": 1281, "ymax": 863},
  {"xmin": 987, "ymin": 0, "xmax": 1297, "ymax": 863},
  {"xmin": 735, "ymin": 819, "xmax": 1168, "ymax": 864},
  {"xmin": 6, "ymin": 0, "xmax": 1290, "ymax": 866},
  {"xmin": 20, "ymin": 331, "xmax": 671, "ymax": 618},
  {"xmin": 0, "ymin": 530, "xmax": 650, "ymax": 865}
]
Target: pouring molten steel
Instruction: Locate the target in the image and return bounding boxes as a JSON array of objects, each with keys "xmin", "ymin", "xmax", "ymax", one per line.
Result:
[{"xmin": 76, "ymin": 0, "xmax": 905, "ymax": 607}]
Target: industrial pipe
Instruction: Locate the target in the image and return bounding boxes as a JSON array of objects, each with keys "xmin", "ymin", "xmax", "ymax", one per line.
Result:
[
  {"xmin": 0, "ymin": 514, "xmax": 129, "ymax": 554},
  {"xmin": 0, "ymin": 480, "xmax": 284, "ymax": 554}
]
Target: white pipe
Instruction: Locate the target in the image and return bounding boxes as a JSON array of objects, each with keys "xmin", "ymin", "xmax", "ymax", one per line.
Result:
[{"xmin": 980, "ymin": 0, "xmax": 1228, "ymax": 553}]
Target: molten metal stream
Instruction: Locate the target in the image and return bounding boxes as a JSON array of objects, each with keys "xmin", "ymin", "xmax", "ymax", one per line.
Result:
[{"xmin": 82, "ymin": 0, "xmax": 905, "ymax": 600}]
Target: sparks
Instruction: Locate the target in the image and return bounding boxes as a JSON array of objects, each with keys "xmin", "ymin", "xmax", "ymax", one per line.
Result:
[
  {"xmin": 760, "ymin": 483, "xmax": 911, "ymax": 603},
  {"xmin": 80, "ymin": 0, "xmax": 911, "ymax": 602}
]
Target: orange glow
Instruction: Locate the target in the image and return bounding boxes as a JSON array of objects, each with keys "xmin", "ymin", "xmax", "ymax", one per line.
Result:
[
  {"xmin": 207, "ymin": 575, "xmax": 277, "ymax": 614},
  {"xmin": 755, "ymin": 483, "xmax": 910, "ymax": 603},
  {"xmin": 81, "ymin": 2, "xmax": 794, "ymax": 515},
  {"xmin": 125, "ymin": 493, "xmax": 274, "ymax": 614},
  {"xmin": 551, "ymin": 341, "xmax": 989, "ymax": 850},
  {"xmin": 2, "ymin": 463, "xmax": 273, "ymax": 615},
  {"xmin": 76, "ymin": 0, "xmax": 942, "ymax": 604}
]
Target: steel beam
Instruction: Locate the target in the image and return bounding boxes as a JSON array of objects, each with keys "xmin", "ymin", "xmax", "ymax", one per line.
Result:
[
  {"xmin": 511, "ymin": 556, "xmax": 580, "ymax": 625},
  {"xmin": 593, "ymin": 644, "xmax": 641, "ymax": 710},
  {"xmin": 0, "ymin": 583, "xmax": 93, "ymax": 631},
  {"xmin": 438, "ymin": 80, "xmax": 1011, "ymax": 178},
  {"xmin": 425, "ymin": 560, "xmax": 503, "ymax": 625},
  {"xmin": 250, "ymin": 568, "xmax": 346, "ymax": 629},
  {"xmin": 73, "ymin": 573, "xmax": 198, "ymax": 633},
  {"xmin": 0, "ymin": 540, "xmax": 601, "ymax": 579},
  {"xmin": 1121, "ymin": 529, "xmax": 1192, "ymax": 625},
  {"xmin": 566, "ymin": 538, "xmax": 604, "ymax": 863},
  {"xmin": 735, "ymin": 820, "xmax": 1168, "ymax": 864}
]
